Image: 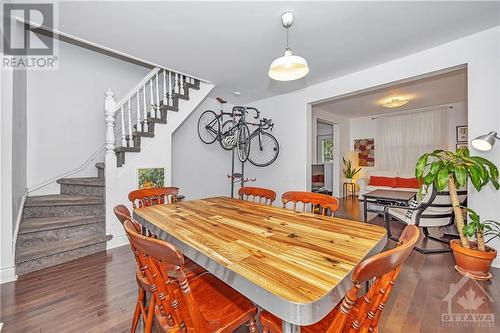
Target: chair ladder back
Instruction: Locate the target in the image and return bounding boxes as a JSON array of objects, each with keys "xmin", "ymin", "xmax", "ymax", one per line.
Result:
[
  {"xmin": 282, "ymin": 191, "xmax": 339, "ymax": 216},
  {"xmin": 238, "ymin": 186, "xmax": 276, "ymax": 206},
  {"xmin": 123, "ymin": 220, "xmax": 219, "ymax": 333},
  {"xmin": 128, "ymin": 187, "xmax": 179, "ymax": 209},
  {"xmin": 325, "ymin": 225, "xmax": 419, "ymax": 333}
]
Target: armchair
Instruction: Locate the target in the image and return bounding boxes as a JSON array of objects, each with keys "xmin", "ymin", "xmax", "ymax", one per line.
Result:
[{"xmin": 384, "ymin": 185, "xmax": 467, "ymax": 254}]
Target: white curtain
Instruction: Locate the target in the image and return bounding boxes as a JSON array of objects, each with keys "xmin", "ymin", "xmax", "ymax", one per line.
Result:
[{"xmin": 376, "ymin": 109, "xmax": 449, "ymax": 175}]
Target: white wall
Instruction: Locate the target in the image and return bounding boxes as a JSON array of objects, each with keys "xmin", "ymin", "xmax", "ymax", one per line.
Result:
[
  {"xmin": 244, "ymin": 26, "xmax": 500, "ymax": 265},
  {"xmin": 172, "ymin": 98, "xmax": 234, "ymax": 200},
  {"xmin": 107, "ymin": 83, "xmax": 214, "ymax": 249},
  {"xmin": 27, "ymin": 41, "xmax": 150, "ymax": 195},
  {"xmin": 349, "ymin": 102, "xmax": 468, "ymax": 175}
]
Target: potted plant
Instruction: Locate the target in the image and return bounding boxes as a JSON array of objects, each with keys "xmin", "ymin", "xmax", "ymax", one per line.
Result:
[
  {"xmin": 454, "ymin": 208, "xmax": 500, "ymax": 280},
  {"xmin": 416, "ymin": 148, "xmax": 499, "ymax": 280},
  {"xmin": 343, "ymin": 157, "xmax": 361, "ymax": 183}
]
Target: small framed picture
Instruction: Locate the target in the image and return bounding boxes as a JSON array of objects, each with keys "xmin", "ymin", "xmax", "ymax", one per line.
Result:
[
  {"xmin": 456, "ymin": 142, "xmax": 468, "ymax": 151},
  {"xmin": 137, "ymin": 167, "xmax": 165, "ymax": 189},
  {"xmin": 456, "ymin": 125, "xmax": 468, "ymax": 142}
]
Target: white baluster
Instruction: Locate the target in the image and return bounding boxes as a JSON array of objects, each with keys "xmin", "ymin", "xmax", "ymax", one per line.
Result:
[
  {"xmin": 136, "ymin": 91, "xmax": 142, "ymax": 132},
  {"xmin": 163, "ymin": 70, "xmax": 167, "ymax": 105},
  {"xmin": 180, "ymin": 74, "xmax": 185, "ymax": 94},
  {"xmin": 149, "ymin": 79, "xmax": 156, "ymax": 118},
  {"xmin": 120, "ymin": 106, "xmax": 126, "ymax": 147},
  {"xmin": 168, "ymin": 71, "xmax": 173, "ymax": 105},
  {"xmin": 155, "ymin": 71, "xmax": 160, "ymax": 118},
  {"xmin": 127, "ymin": 100, "xmax": 133, "ymax": 147},
  {"xmin": 142, "ymin": 86, "xmax": 148, "ymax": 132},
  {"xmin": 175, "ymin": 73, "xmax": 179, "ymax": 94},
  {"xmin": 104, "ymin": 88, "xmax": 117, "ymax": 155}
]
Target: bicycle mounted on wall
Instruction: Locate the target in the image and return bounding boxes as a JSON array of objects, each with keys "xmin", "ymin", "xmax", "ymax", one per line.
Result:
[{"xmin": 197, "ymin": 97, "xmax": 280, "ymax": 196}]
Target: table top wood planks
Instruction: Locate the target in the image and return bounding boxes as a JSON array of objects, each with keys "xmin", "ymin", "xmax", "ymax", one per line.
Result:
[{"xmin": 133, "ymin": 196, "xmax": 387, "ymax": 327}]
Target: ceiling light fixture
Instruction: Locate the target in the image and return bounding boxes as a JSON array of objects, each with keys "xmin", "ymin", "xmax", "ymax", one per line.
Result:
[
  {"xmin": 268, "ymin": 11, "xmax": 309, "ymax": 81},
  {"xmin": 471, "ymin": 131, "xmax": 499, "ymax": 151},
  {"xmin": 381, "ymin": 98, "xmax": 410, "ymax": 108}
]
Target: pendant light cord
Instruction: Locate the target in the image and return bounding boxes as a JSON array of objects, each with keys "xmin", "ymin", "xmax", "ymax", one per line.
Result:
[{"xmin": 286, "ymin": 26, "xmax": 289, "ymax": 49}]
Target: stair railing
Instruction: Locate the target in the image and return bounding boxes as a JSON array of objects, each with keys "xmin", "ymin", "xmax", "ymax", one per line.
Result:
[{"xmin": 113, "ymin": 67, "xmax": 197, "ymax": 149}]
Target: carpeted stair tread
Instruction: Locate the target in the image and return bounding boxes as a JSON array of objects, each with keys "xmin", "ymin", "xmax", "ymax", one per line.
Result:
[
  {"xmin": 57, "ymin": 177, "xmax": 104, "ymax": 186},
  {"xmin": 19, "ymin": 215, "xmax": 105, "ymax": 234},
  {"xmin": 16, "ymin": 235, "xmax": 111, "ymax": 264},
  {"xmin": 25, "ymin": 194, "xmax": 104, "ymax": 207}
]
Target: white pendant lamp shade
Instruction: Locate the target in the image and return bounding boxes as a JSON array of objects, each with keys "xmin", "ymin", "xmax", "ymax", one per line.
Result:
[
  {"xmin": 268, "ymin": 11, "xmax": 309, "ymax": 81},
  {"xmin": 268, "ymin": 48, "xmax": 309, "ymax": 81}
]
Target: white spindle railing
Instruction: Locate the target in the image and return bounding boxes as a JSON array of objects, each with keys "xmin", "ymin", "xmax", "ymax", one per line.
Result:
[{"xmin": 109, "ymin": 67, "xmax": 201, "ymax": 151}]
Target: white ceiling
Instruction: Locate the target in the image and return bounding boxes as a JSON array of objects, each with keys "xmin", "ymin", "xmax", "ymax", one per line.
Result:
[
  {"xmin": 314, "ymin": 68, "xmax": 467, "ymax": 118},
  {"xmin": 58, "ymin": 1, "xmax": 499, "ymax": 103}
]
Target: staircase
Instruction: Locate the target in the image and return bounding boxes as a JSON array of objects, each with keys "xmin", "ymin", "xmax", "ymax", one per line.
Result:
[
  {"xmin": 15, "ymin": 163, "xmax": 108, "ymax": 275},
  {"xmin": 14, "ymin": 67, "xmax": 210, "ymax": 276},
  {"xmin": 113, "ymin": 69, "xmax": 201, "ymax": 167}
]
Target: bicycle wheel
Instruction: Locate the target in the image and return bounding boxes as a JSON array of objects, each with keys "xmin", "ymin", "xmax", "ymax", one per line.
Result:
[
  {"xmin": 236, "ymin": 124, "xmax": 250, "ymax": 163},
  {"xmin": 220, "ymin": 119, "xmax": 236, "ymax": 150},
  {"xmin": 197, "ymin": 110, "xmax": 220, "ymax": 144},
  {"xmin": 248, "ymin": 131, "xmax": 279, "ymax": 167}
]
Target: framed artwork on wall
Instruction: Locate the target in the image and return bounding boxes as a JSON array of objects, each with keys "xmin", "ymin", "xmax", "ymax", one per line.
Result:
[
  {"xmin": 137, "ymin": 167, "xmax": 165, "ymax": 189},
  {"xmin": 354, "ymin": 138, "xmax": 375, "ymax": 167},
  {"xmin": 456, "ymin": 125, "xmax": 468, "ymax": 142}
]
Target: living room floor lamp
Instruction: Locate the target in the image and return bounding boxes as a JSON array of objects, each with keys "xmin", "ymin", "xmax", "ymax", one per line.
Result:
[{"xmin": 471, "ymin": 131, "xmax": 499, "ymax": 151}]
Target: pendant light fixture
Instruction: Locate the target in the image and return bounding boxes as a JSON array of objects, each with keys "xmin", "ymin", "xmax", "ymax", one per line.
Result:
[{"xmin": 268, "ymin": 11, "xmax": 309, "ymax": 81}]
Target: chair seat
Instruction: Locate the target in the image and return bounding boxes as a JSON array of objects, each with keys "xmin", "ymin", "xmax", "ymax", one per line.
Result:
[{"xmin": 156, "ymin": 273, "xmax": 257, "ymax": 332}]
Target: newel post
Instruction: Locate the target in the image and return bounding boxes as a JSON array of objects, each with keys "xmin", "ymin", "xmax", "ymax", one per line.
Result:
[{"xmin": 104, "ymin": 88, "xmax": 117, "ymax": 248}]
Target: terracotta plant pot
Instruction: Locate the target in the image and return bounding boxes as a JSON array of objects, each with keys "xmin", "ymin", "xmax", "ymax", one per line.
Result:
[{"xmin": 450, "ymin": 239, "xmax": 497, "ymax": 281}]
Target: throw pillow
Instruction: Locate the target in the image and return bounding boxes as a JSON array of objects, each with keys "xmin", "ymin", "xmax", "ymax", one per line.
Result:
[
  {"xmin": 368, "ymin": 176, "xmax": 396, "ymax": 187},
  {"xmin": 394, "ymin": 177, "xmax": 420, "ymax": 189}
]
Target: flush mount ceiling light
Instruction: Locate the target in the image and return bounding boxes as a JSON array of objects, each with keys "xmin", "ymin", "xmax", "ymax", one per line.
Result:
[
  {"xmin": 381, "ymin": 97, "xmax": 410, "ymax": 108},
  {"xmin": 268, "ymin": 11, "xmax": 309, "ymax": 81},
  {"xmin": 471, "ymin": 131, "xmax": 499, "ymax": 151}
]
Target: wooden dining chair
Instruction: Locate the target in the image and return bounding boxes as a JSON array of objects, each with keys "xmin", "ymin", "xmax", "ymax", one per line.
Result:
[
  {"xmin": 123, "ymin": 219, "xmax": 259, "ymax": 333},
  {"xmin": 238, "ymin": 186, "xmax": 277, "ymax": 205},
  {"xmin": 113, "ymin": 205, "xmax": 207, "ymax": 333},
  {"xmin": 282, "ymin": 191, "xmax": 339, "ymax": 216},
  {"xmin": 128, "ymin": 187, "xmax": 179, "ymax": 209},
  {"xmin": 259, "ymin": 225, "xmax": 420, "ymax": 333}
]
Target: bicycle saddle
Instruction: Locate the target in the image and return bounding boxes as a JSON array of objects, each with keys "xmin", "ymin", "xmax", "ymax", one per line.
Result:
[{"xmin": 216, "ymin": 97, "xmax": 227, "ymax": 104}]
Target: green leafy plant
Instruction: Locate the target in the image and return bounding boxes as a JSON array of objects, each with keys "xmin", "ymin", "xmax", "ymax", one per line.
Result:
[
  {"xmin": 463, "ymin": 207, "xmax": 500, "ymax": 252},
  {"xmin": 343, "ymin": 157, "xmax": 361, "ymax": 179},
  {"xmin": 415, "ymin": 148, "xmax": 499, "ymax": 249}
]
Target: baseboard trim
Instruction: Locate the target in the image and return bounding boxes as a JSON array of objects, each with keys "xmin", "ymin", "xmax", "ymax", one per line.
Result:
[
  {"xmin": 1, "ymin": 266, "xmax": 17, "ymax": 284},
  {"xmin": 106, "ymin": 233, "xmax": 128, "ymax": 250}
]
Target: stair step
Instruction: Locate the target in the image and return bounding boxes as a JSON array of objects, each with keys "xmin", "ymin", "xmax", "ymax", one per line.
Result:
[
  {"xmin": 15, "ymin": 235, "xmax": 111, "ymax": 275},
  {"xmin": 173, "ymin": 92, "xmax": 189, "ymax": 101},
  {"xmin": 146, "ymin": 116, "xmax": 167, "ymax": 124},
  {"xmin": 23, "ymin": 195, "xmax": 104, "ymax": 218},
  {"xmin": 25, "ymin": 194, "xmax": 104, "ymax": 207},
  {"xmin": 133, "ymin": 131, "xmax": 154, "ymax": 138},
  {"xmin": 16, "ymin": 234, "xmax": 111, "ymax": 263},
  {"xmin": 95, "ymin": 162, "xmax": 105, "ymax": 180},
  {"xmin": 58, "ymin": 177, "xmax": 104, "ymax": 197},
  {"xmin": 57, "ymin": 177, "xmax": 104, "ymax": 187},
  {"xmin": 115, "ymin": 146, "xmax": 140, "ymax": 153},
  {"xmin": 19, "ymin": 215, "xmax": 105, "ymax": 234}
]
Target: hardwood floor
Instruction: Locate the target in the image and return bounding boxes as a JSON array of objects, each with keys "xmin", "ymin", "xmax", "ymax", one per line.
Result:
[{"xmin": 1, "ymin": 197, "xmax": 499, "ymax": 332}]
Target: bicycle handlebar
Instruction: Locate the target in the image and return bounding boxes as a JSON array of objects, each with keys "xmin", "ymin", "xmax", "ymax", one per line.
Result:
[{"xmin": 232, "ymin": 106, "xmax": 260, "ymax": 119}]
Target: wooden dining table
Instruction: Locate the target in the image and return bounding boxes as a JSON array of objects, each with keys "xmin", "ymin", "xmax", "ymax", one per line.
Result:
[{"xmin": 133, "ymin": 196, "xmax": 387, "ymax": 333}]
